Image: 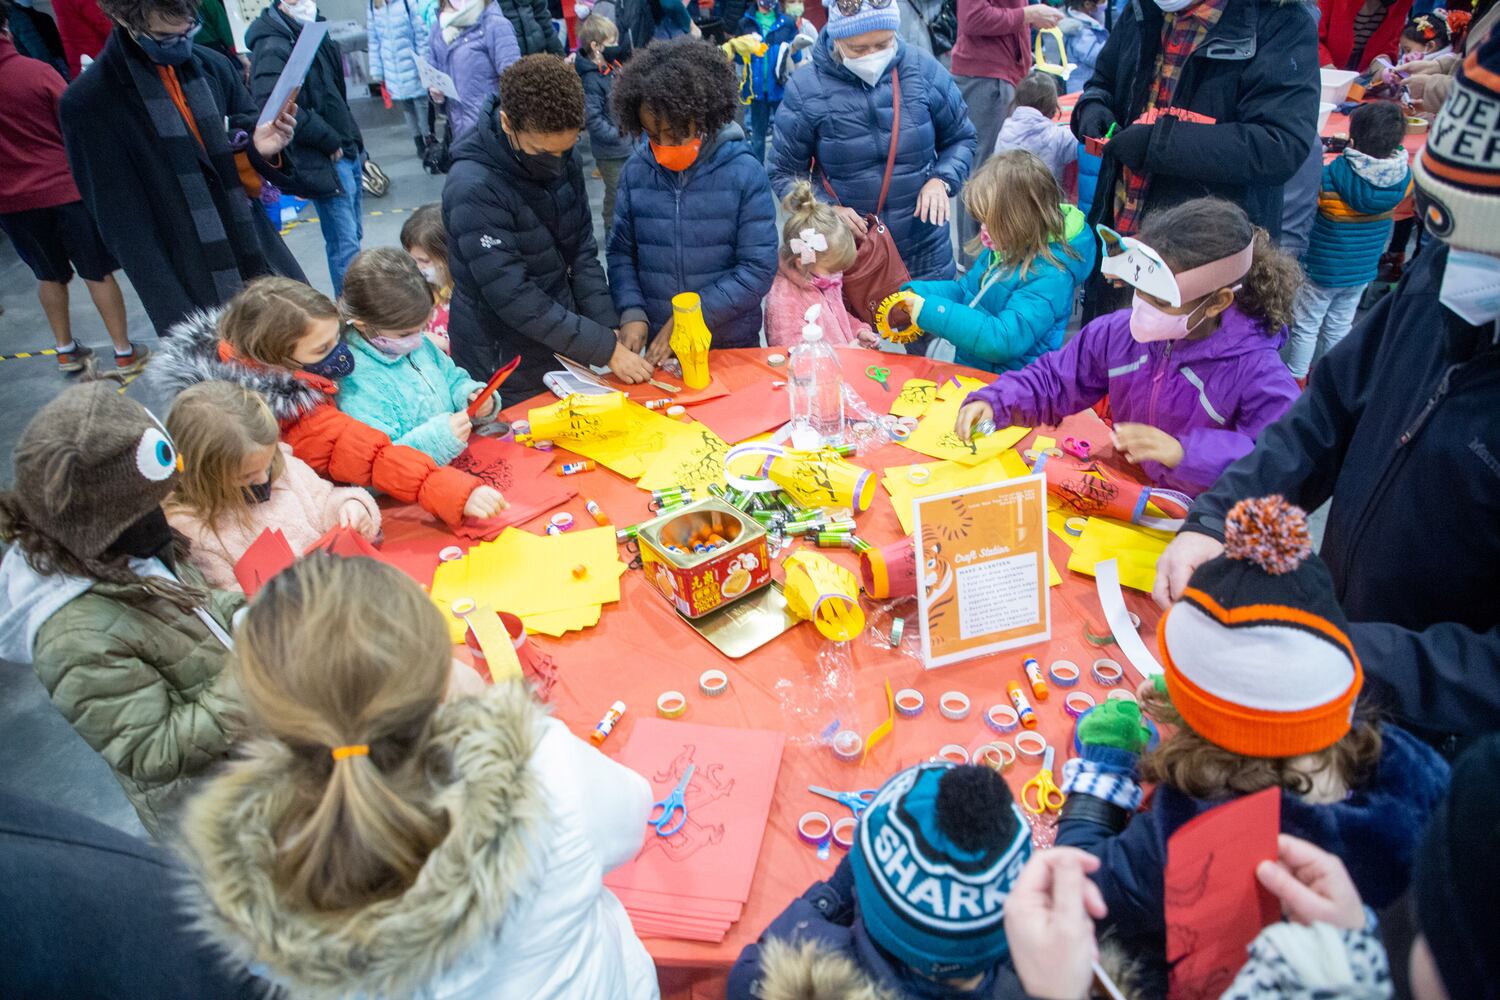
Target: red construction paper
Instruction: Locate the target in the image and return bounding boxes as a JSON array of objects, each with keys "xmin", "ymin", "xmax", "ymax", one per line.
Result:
[
  {"xmin": 610, "ymin": 886, "xmax": 744, "ymax": 921},
  {"xmin": 604, "ymin": 720, "xmax": 785, "ymax": 922},
  {"xmin": 306, "ymin": 525, "xmax": 386, "ymax": 560},
  {"xmin": 1165, "ymin": 786, "xmax": 1281, "ymax": 1000},
  {"xmin": 686, "ymin": 380, "xmax": 788, "ymax": 444},
  {"xmin": 674, "ymin": 377, "xmax": 731, "ymax": 406},
  {"xmin": 233, "ymin": 528, "xmax": 296, "ymax": 596},
  {"xmin": 625, "ymin": 913, "xmax": 732, "ymax": 943},
  {"xmin": 467, "ymin": 356, "xmax": 521, "ymax": 417},
  {"xmin": 451, "ymin": 435, "xmax": 555, "ymax": 492}
]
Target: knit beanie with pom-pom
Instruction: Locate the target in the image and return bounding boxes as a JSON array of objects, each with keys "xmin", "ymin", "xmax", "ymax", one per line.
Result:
[{"xmin": 1158, "ymin": 495, "xmax": 1362, "ymax": 758}]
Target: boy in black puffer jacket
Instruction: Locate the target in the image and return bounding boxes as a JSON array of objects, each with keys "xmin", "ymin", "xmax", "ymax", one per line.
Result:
[{"xmin": 576, "ymin": 16, "xmax": 632, "ymax": 235}]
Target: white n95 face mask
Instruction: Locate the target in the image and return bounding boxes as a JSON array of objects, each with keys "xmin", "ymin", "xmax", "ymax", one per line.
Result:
[
  {"xmin": 1153, "ymin": 0, "xmax": 1198, "ymax": 11},
  {"xmin": 842, "ymin": 45, "xmax": 896, "ymax": 86},
  {"xmin": 1440, "ymin": 249, "xmax": 1500, "ymax": 327}
]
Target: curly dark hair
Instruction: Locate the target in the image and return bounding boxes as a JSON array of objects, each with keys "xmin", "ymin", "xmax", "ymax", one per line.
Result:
[
  {"xmin": 499, "ymin": 55, "xmax": 584, "ymax": 133},
  {"xmin": 97, "ymin": 0, "xmax": 201, "ymax": 32},
  {"xmin": 611, "ymin": 38, "xmax": 738, "ymax": 140}
]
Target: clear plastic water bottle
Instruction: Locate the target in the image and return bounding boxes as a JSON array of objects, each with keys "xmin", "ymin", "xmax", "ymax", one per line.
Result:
[{"xmin": 787, "ymin": 305, "xmax": 844, "ymax": 449}]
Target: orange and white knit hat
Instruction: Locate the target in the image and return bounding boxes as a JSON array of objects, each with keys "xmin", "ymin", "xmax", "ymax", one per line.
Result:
[
  {"xmin": 1413, "ymin": 25, "xmax": 1500, "ymax": 253},
  {"xmin": 1158, "ymin": 496, "xmax": 1362, "ymax": 758}
]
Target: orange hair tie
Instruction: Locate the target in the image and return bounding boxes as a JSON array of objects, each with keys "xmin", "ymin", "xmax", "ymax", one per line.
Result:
[{"xmin": 331, "ymin": 744, "xmax": 370, "ymax": 761}]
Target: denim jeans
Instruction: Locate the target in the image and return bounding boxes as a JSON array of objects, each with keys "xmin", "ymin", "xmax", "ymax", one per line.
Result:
[
  {"xmin": 747, "ymin": 99, "xmax": 779, "ymax": 164},
  {"xmin": 316, "ymin": 154, "xmax": 364, "ymax": 296},
  {"xmin": 1284, "ymin": 279, "xmax": 1364, "ymax": 378}
]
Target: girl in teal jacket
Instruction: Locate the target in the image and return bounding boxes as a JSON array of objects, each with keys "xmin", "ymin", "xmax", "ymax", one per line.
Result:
[
  {"xmin": 906, "ymin": 151, "xmax": 1096, "ymax": 373},
  {"xmin": 337, "ymin": 249, "xmax": 491, "ymax": 466}
]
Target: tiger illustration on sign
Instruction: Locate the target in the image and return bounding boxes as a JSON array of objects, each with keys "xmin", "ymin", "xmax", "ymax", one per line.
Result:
[{"xmin": 921, "ymin": 524, "xmax": 956, "ymax": 642}]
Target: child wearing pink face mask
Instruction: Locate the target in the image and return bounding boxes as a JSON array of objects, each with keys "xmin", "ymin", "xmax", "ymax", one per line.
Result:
[
  {"xmin": 764, "ymin": 182, "xmax": 879, "ymax": 348},
  {"xmin": 956, "ymin": 198, "xmax": 1301, "ymax": 495}
]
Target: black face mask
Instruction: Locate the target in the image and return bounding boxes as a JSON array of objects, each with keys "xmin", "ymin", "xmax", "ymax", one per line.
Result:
[
  {"xmin": 503, "ymin": 128, "xmax": 569, "ymax": 183},
  {"xmin": 246, "ymin": 479, "xmax": 275, "ymax": 504},
  {"xmin": 602, "ymin": 39, "xmax": 632, "ymax": 64},
  {"xmin": 105, "ymin": 507, "xmax": 175, "ymax": 561}
]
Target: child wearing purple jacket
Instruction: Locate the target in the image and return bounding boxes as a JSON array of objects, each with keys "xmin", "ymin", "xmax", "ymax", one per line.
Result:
[{"xmin": 957, "ymin": 198, "xmax": 1301, "ymax": 495}]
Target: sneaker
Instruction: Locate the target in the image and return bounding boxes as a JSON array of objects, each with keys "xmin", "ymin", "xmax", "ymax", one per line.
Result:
[
  {"xmin": 112, "ymin": 343, "xmax": 151, "ymax": 376},
  {"xmin": 56, "ymin": 343, "xmax": 95, "ymax": 374}
]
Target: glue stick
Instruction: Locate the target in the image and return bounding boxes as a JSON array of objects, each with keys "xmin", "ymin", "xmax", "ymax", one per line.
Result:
[
  {"xmin": 1007, "ymin": 682, "xmax": 1038, "ymax": 729},
  {"xmin": 590, "ymin": 701, "xmax": 626, "ymax": 746},
  {"xmin": 585, "ymin": 498, "xmax": 611, "ymax": 525},
  {"xmin": 1023, "ymin": 657, "xmax": 1050, "ymax": 702}
]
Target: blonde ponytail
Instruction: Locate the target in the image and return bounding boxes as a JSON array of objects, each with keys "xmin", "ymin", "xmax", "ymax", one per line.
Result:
[
  {"xmin": 234, "ymin": 554, "xmax": 453, "ymax": 912},
  {"xmin": 780, "ymin": 180, "xmax": 857, "ymax": 273}
]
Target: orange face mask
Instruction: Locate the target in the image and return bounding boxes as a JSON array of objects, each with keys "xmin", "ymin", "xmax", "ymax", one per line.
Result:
[{"xmin": 650, "ymin": 136, "xmax": 702, "ymax": 172}]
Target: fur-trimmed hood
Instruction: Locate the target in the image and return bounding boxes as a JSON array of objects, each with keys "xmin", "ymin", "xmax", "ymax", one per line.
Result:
[
  {"xmin": 147, "ymin": 307, "xmax": 336, "ymax": 424},
  {"xmin": 179, "ymin": 684, "xmax": 550, "ymax": 999}
]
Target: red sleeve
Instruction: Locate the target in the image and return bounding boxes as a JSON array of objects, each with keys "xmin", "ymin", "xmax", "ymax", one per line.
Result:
[{"xmin": 957, "ymin": 0, "xmax": 1024, "ymax": 39}]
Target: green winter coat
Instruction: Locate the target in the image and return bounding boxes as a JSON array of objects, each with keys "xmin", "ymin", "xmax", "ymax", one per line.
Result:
[{"xmin": 12, "ymin": 555, "xmax": 243, "ymax": 837}]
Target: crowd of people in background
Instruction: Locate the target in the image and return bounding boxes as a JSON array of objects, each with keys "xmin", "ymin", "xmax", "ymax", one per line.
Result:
[{"xmin": 1, "ymin": 0, "xmax": 1499, "ymax": 995}]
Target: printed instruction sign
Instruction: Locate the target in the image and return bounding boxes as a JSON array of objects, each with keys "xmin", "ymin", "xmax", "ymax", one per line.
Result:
[
  {"xmin": 913, "ymin": 473, "xmax": 1050, "ymax": 668},
  {"xmin": 415, "ymin": 54, "xmax": 460, "ymax": 101}
]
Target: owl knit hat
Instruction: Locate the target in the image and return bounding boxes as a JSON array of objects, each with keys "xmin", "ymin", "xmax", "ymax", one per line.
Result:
[
  {"xmin": 850, "ymin": 762, "xmax": 1032, "ymax": 978},
  {"xmin": 825, "ymin": 0, "xmax": 901, "ymax": 40},
  {"xmin": 9, "ymin": 383, "xmax": 181, "ymax": 560},
  {"xmin": 1412, "ymin": 22, "xmax": 1500, "ymax": 252},
  {"xmin": 1159, "ymin": 496, "xmax": 1362, "ymax": 758}
]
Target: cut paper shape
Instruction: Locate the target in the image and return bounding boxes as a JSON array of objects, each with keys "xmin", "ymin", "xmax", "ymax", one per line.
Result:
[
  {"xmin": 306, "ymin": 525, "xmax": 387, "ymax": 561},
  {"xmin": 465, "ymin": 602, "xmax": 522, "ymax": 683},
  {"xmin": 528, "ymin": 394, "xmax": 699, "ymax": 479},
  {"xmin": 528, "ymin": 392, "xmax": 630, "ymax": 441},
  {"xmin": 862, "ymin": 678, "xmax": 895, "ymax": 763},
  {"xmin": 936, "ymin": 374, "xmax": 988, "ymax": 401},
  {"xmin": 1166, "ymin": 787, "xmax": 1281, "ymax": 1000},
  {"xmin": 783, "ymin": 551, "xmax": 864, "ymax": 641},
  {"xmin": 1033, "ymin": 435, "xmax": 1058, "ymax": 451},
  {"xmin": 670, "ymin": 292, "xmax": 713, "ymax": 390},
  {"xmin": 637, "ymin": 424, "xmax": 730, "ymax": 498},
  {"xmin": 901, "ymin": 394, "xmax": 1030, "ymax": 466},
  {"xmin": 674, "ymin": 377, "xmax": 731, "ymax": 406},
  {"xmin": 234, "ymin": 528, "xmax": 296, "ymax": 596},
  {"xmin": 1066, "ymin": 517, "xmax": 1173, "ymax": 593},
  {"xmin": 890, "ymin": 379, "xmax": 937, "ymax": 418},
  {"xmin": 522, "ymin": 604, "xmax": 603, "ymax": 637},
  {"xmin": 1092, "ymin": 558, "xmax": 1163, "ymax": 680},
  {"xmin": 687, "ymin": 380, "xmax": 788, "ymax": 444},
  {"xmin": 467, "ymin": 356, "xmax": 521, "ymax": 418}
]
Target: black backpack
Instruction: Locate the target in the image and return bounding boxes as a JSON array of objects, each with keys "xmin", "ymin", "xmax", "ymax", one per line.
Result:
[{"xmin": 921, "ymin": 0, "xmax": 957, "ymax": 56}]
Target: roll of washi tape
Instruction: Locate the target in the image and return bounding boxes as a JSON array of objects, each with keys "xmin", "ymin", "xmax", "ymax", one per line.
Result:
[
  {"xmin": 1064, "ymin": 517, "xmax": 1087, "ymax": 537},
  {"xmin": 534, "ymin": 439, "xmax": 554, "ymax": 451},
  {"xmin": 897, "ymin": 417, "xmax": 920, "ymax": 432},
  {"xmin": 1092, "ymin": 658, "xmax": 1125, "ymax": 686},
  {"xmin": 1044, "ymin": 448, "xmax": 1064, "ymax": 458},
  {"xmin": 699, "ymin": 669, "xmax": 729, "ymax": 697},
  {"xmin": 656, "ymin": 690, "xmax": 688, "ymax": 718},
  {"xmin": 439, "ymin": 545, "xmax": 464, "ymax": 562},
  {"xmin": 1048, "ymin": 660, "xmax": 1081, "ymax": 687},
  {"xmin": 1128, "ymin": 612, "xmax": 1142, "ymax": 630},
  {"xmin": 985, "ymin": 703, "xmax": 1020, "ymax": 734},
  {"xmin": 939, "ymin": 691, "xmax": 972, "ymax": 721},
  {"xmin": 1016, "ymin": 731, "xmax": 1048, "ymax": 762},
  {"xmin": 512, "ymin": 420, "xmax": 531, "ymax": 437},
  {"xmin": 549, "ymin": 512, "xmax": 575, "ymax": 531},
  {"xmin": 1064, "ymin": 691, "xmax": 1097, "ymax": 718},
  {"xmin": 450, "ymin": 598, "xmax": 476, "ymax": 618},
  {"xmin": 974, "ymin": 741, "xmax": 1016, "ymax": 773},
  {"xmin": 831, "ymin": 729, "xmax": 863, "ymax": 762},
  {"xmin": 1107, "ymin": 689, "xmax": 1138, "ymax": 703},
  {"xmin": 666, "ymin": 405, "xmax": 687, "ymax": 418},
  {"xmin": 1022, "ymin": 449, "xmax": 1041, "ymax": 463},
  {"xmin": 894, "ymin": 688, "xmax": 925, "ymax": 717},
  {"xmin": 767, "ymin": 353, "xmax": 787, "ymax": 366},
  {"xmin": 831, "ymin": 816, "xmax": 857, "ymax": 850},
  {"xmin": 890, "ymin": 424, "xmax": 912, "ymax": 441},
  {"xmin": 798, "ymin": 810, "xmax": 832, "ymax": 847},
  {"xmin": 936, "ymin": 743, "xmax": 970, "ymax": 765},
  {"xmin": 907, "ymin": 467, "xmax": 932, "ymax": 485},
  {"xmin": 887, "ymin": 617, "xmax": 905, "ymax": 647}
]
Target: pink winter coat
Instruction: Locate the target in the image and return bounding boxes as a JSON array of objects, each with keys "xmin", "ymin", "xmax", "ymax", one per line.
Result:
[
  {"xmin": 167, "ymin": 444, "xmax": 383, "ymax": 591},
  {"xmin": 765, "ymin": 262, "xmax": 876, "ymax": 347}
]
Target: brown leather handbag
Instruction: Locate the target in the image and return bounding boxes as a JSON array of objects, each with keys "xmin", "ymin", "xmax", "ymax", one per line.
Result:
[{"xmin": 816, "ymin": 67, "xmax": 911, "ymax": 326}]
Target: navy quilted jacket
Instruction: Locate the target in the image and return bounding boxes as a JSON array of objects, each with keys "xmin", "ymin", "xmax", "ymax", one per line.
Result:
[
  {"xmin": 769, "ymin": 34, "xmax": 976, "ymax": 282},
  {"xmin": 607, "ymin": 122, "xmax": 779, "ymax": 348}
]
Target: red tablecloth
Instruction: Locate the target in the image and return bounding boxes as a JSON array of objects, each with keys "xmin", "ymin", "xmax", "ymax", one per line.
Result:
[{"xmin": 380, "ymin": 348, "xmax": 1162, "ymax": 999}]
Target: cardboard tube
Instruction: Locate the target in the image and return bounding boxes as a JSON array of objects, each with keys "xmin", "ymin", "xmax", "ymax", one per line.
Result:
[{"xmin": 860, "ymin": 537, "xmax": 916, "ymax": 599}]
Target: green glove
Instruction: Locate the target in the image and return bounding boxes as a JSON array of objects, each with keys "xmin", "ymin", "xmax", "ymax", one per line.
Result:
[{"xmin": 1077, "ymin": 699, "xmax": 1151, "ymax": 754}]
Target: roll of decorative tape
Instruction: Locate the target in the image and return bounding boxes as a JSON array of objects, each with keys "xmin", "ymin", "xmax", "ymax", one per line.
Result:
[
  {"xmin": 939, "ymin": 691, "xmax": 971, "ymax": 721},
  {"xmin": 1015, "ymin": 731, "xmax": 1048, "ymax": 761},
  {"xmin": 831, "ymin": 816, "xmax": 857, "ymax": 850},
  {"xmin": 699, "ymin": 669, "xmax": 729, "ymax": 697},
  {"xmin": 439, "ymin": 545, "xmax": 464, "ymax": 562},
  {"xmin": 798, "ymin": 811, "xmax": 832, "ymax": 847},
  {"xmin": 1064, "ymin": 517, "xmax": 1087, "ymax": 537},
  {"xmin": 656, "ymin": 691, "xmax": 688, "ymax": 718},
  {"xmin": 894, "ymin": 688, "xmax": 925, "ymax": 717},
  {"xmin": 890, "ymin": 424, "xmax": 912, "ymax": 441},
  {"xmin": 1064, "ymin": 691, "xmax": 1097, "ymax": 718},
  {"xmin": 1092, "ymin": 658, "xmax": 1125, "ymax": 686},
  {"xmin": 897, "ymin": 417, "xmax": 920, "ymax": 432},
  {"xmin": 1107, "ymin": 689, "xmax": 1138, "ymax": 703},
  {"xmin": 985, "ymin": 703, "xmax": 1020, "ymax": 733},
  {"xmin": 549, "ymin": 512, "xmax": 575, "ymax": 531},
  {"xmin": 666, "ymin": 405, "xmax": 686, "ymax": 418},
  {"xmin": 512, "ymin": 420, "xmax": 531, "ymax": 436},
  {"xmin": 831, "ymin": 729, "xmax": 863, "ymax": 761},
  {"xmin": 1044, "ymin": 447, "xmax": 1063, "ymax": 458},
  {"xmin": 974, "ymin": 741, "xmax": 1016, "ymax": 773},
  {"xmin": 1022, "ymin": 449, "xmax": 1041, "ymax": 463},
  {"xmin": 887, "ymin": 617, "xmax": 905, "ymax": 647},
  {"xmin": 767, "ymin": 353, "xmax": 787, "ymax": 366},
  {"xmin": 534, "ymin": 439, "xmax": 554, "ymax": 451},
  {"xmin": 1048, "ymin": 660, "xmax": 1081, "ymax": 687},
  {"xmin": 450, "ymin": 598, "xmax": 476, "ymax": 618},
  {"xmin": 907, "ymin": 467, "xmax": 932, "ymax": 485},
  {"xmin": 936, "ymin": 743, "xmax": 970, "ymax": 764},
  {"xmin": 1128, "ymin": 612, "xmax": 1142, "ymax": 630}
]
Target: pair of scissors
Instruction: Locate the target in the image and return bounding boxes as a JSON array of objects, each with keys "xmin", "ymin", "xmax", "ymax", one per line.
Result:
[
  {"xmin": 648, "ymin": 763, "xmax": 695, "ymax": 837},
  {"xmin": 809, "ymin": 785, "xmax": 877, "ymax": 819},
  {"xmin": 1021, "ymin": 746, "xmax": 1067, "ymax": 815},
  {"xmin": 865, "ymin": 364, "xmax": 892, "ymax": 391}
]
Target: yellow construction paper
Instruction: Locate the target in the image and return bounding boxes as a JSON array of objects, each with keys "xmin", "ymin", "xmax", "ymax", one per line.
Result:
[
  {"xmin": 1047, "ymin": 507, "xmax": 1080, "ymax": 550},
  {"xmin": 936, "ymin": 374, "xmax": 989, "ymax": 401},
  {"xmin": 528, "ymin": 392, "xmax": 629, "ymax": 441},
  {"xmin": 862, "ymin": 679, "xmax": 895, "ymax": 764},
  {"xmin": 552, "ymin": 399, "xmax": 701, "ymax": 479},
  {"xmin": 637, "ymin": 423, "xmax": 730, "ymax": 497},
  {"xmin": 467, "ymin": 603, "xmax": 522, "ymax": 683},
  {"xmin": 882, "ymin": 457, "xmax": 1011, "ymax": 535},
  {"xmin": 900, "ymin": 395, "xmax": 1030, "ymax": 466},
  {"xmin": 524, "ymin": 604, "xmax": 603, "ymax": 637},
  {"xmin": 1034, "ymin": 435, "xmax": 1057, "ymax": 451},
  {"xmin": 890, "ymin": 379, "xmax": 937, "ymax": 418},
  {"xmin": 1066, "ymin": 517, "xmax": 1173, "ymax": 592}
]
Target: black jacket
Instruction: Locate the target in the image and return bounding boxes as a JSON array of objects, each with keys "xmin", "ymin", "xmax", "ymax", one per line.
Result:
[
  {"xmin": 59, "ymin": 30, "xmax": 305, "ymax": 335},
  {"xmin": 1069, "ymin": 0, "xmax": 1319, "ymax": 236},
  {"xmin": 498, "ymin": 0, "xmax": 564, "ymax": 55},
  {"xmin": 577, "ymin": 55, "xmax": 632, "ymax": 161},
  {"xmin": 1184, "ymin": 245, "xmax": 1500, "ymax": 738},
  {"xmin": 245, "ymin": 7, "xmax": 363, "ymax": 199},
  {"xmin": 443, "ymin": 96, "xmax": 618, "ymax": 399}
]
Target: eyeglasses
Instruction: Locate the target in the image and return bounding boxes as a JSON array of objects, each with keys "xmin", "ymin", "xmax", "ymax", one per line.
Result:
[
  {"xmin": 833, "ymin": 0, "xmax": 892, "ymax": 16},
  {"xmin": 143, "ymin": 13, "xmax": 203, "ymax": 43}
]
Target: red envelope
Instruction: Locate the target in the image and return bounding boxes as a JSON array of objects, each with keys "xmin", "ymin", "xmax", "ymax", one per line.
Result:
[{"xmin": 233, "ymin": 528, "xmax": 296, "ymax": 596}]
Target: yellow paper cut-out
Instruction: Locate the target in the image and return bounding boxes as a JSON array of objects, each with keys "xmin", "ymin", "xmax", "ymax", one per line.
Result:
[
  {"xmin": 528, "ymin": 392, "xmax": 629, "ymax": 441},
  {"xmin": 936, "ymin": 374, "xmax": 989, "ymax": 401},
  {"xmin": 862, "ymin": 679, "xmax": 895, "ymax": 764},
  {"xmin": 529, "ymin": 394, "xmax": 700, "ymax": 479},
  {"xmin": 783, "ymin": 551, "xmax": 864, "ymax": 641},
  {"xmin": 900, "ymin": 394, "xmax": 1030, "ymax": 466},
  {"xmin": 466, "ymin": 603, "xmax": 523, "ymax": 683},
  {"xmin": 637, "ymin": 423, "xmax": 730, "ymax": 497},
  {"xmin": 890, "ymin": 379, "xmax": 937, "ymax": 418},
  {"xmin": 1065, "ymin": 517, "xmax": 1174, "ymax": 593}
]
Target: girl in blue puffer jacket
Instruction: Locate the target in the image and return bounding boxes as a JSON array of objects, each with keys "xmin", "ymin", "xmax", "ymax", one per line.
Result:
[
  {"xmin": 905, "ymin": 151, "xmax": 1095, "ymax": 373},
  {"xmin": 369, "ymin": 0, "xmax": 434, "ymax": 154},
  {"xmin": 608, "ymin": 38, "xmax": 779, "ymax": 357}
]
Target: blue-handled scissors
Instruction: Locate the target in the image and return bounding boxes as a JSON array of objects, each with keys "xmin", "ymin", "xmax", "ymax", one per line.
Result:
[
  {"xmin": 808, "ymin": 785, "xmax": 877, "ymax": 819},
  {"xmin": 649, "ymin": 763, "xmax": 695, "ymax": 837}
]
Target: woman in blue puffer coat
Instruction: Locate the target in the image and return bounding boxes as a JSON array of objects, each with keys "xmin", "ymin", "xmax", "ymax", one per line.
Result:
[
  {"xmin": 369, "ymin": 0, "xmax": 433, "ymax": 154},
  {"xmin": 608, "ymin": 39, "xmax": 779, "ymax": 355},
  {"xmin": 769, "ymin": 1, "xmax": 976, "ymax": 282}
]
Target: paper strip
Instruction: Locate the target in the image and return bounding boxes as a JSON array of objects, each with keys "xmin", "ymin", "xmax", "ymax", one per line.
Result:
[
  {"xmin": 1094, "ymin": 559, "xmax": 1162, "ymax": 680},
  {"xmin": 467, "ymin": 603, "xmax": 522, "ymax": 683}
]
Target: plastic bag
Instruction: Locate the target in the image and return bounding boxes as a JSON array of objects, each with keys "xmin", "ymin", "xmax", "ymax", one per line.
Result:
[{"xmin": 774, "ymin": 639, "xmax": 862, "ymax": 746}]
